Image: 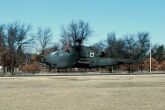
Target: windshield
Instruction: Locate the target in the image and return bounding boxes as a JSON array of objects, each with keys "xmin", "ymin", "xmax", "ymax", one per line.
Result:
[{"xmin": 49, "ymin": 51, "xmax": 68, "ymax": 57}]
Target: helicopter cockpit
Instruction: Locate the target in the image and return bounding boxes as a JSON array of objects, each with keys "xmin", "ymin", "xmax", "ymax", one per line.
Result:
[{"xmin": 49, "ymin": 51, "xmax": 69, "ymax": 57}]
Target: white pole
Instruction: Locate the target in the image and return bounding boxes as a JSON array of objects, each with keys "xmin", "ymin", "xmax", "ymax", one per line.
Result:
[
  {"xmin": 150, "ymin": 41, "xmax": 152, "ymax": 74},
  {"xmin": 26, "ymin": 53, "xmax": 28, "ymax": 73}
]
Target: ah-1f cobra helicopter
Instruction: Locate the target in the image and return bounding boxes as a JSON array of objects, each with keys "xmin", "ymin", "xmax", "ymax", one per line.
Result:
[{"xmin": 42, "ymin": 42, "xmax": 146, "ymax": 69}]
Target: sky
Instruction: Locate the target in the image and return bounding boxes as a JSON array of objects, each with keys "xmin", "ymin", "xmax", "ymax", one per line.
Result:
[{"xmin": 0, "ymin": 0, "xmax": 165, "ymax": 45}]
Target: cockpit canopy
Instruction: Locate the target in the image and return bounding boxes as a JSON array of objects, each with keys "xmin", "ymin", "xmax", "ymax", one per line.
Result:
[{"xmin": 49, "ymin": 51, "xmax": 69, "ymax": 57}]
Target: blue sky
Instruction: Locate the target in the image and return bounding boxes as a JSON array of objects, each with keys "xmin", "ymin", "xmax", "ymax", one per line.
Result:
[{"xmin": 0, "ymin": 0, "xmax": 165, "ymax": 45}]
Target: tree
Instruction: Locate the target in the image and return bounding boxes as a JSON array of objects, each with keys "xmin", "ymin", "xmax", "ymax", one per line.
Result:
[
  {"xmin": 36, "ymin": 27, "xmax": 52, "ymax": 55},
  {"xmin": 152, "ymin": 45, "xmax": 165, "ymax": 62},
  {"xmin": 137, "ymin": 32, "xmax": 150, "ymax": 52},
  {"xmin": 105, "ymin": 33, "xmax": 127, "ymax": 58},
  {"xmin": 43, "ymin": 43, "xmax": 59, "ymax": 56},
  {"xmin": 105, "ymin": 32, "xmax": 149, "ymax": 59},
  {"xmin": 1, "ymin": 22, "xmax": 33, "ymax": 75},
  {"xmin": 92, "ymin": 41, "xmax": 106, "ymax": 53},
  {"xmin": 91, "ymin": 41, "xmax": 106, "ymax": 57},
  {"xmin": 124, "ymin": 34, "xmax": 137, "ymax": 58},
  {"xmin": 124, "ymin": 32, "xmax": 150, "ymax": 58},
  {"xmin": 106, "ymin": 33, "xmax": 116, "ymax": 45},
  {"xmin": 105, "ymin": 33, "xmax": 117, "ymax": 57},
  {"xmin": 0, "ymin": 25, "xmax": 6, "ymax": 74},
  {"xmin": 0, "ymin": 25, "xmax": 5, "ymax": 48},
  {"xmin": 61, "ymin": 20, "xmax": 92, "ymax": 49}
]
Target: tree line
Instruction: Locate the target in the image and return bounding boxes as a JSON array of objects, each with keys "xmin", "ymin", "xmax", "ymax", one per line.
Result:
[{"xmin": 0, "ymin": 20, "xmax": 165, "ymax": 75}]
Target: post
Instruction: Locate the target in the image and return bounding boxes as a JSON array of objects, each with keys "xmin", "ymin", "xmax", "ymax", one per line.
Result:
[
  {"xmin": 26, "ymin": 53, "xmax": 28, "ymax": 73},
  {"xmin": 24, "ymin": 45, "xmax": 29, "ymax": 73},
  {"xmin": 150, "ymin": 41, "xmax": 152, "ymax": 74}
]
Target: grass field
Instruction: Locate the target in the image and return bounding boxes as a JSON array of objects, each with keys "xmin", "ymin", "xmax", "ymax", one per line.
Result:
[{"xmin": 0, "ymin": 74, "xmax": 165, "ymax": 110}]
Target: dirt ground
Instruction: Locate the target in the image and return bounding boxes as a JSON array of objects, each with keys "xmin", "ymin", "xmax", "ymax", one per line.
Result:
[{"xmin": 0, "ymin": 74, "xmax": 165, "ymax": 110}]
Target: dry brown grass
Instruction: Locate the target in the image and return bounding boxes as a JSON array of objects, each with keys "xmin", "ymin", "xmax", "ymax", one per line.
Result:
[{"xmin": 0, "ymin": 74, "xmax": 165, "ymax": 110}]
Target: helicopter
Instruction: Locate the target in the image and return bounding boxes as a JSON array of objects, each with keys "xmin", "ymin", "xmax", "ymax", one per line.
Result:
[{"xmin": 42, "ymin": 43, "xmax": 146, "ymax": 69}]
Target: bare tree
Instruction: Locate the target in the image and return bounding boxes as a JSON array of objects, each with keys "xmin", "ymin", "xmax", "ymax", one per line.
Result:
[
  {"xmin": 152, "ymin": 45, "xmax": 165, "ymax": 62},
  {"xmin": 105, "ymin": 33, "xmax": 127, "ymax": 58},
  {"xmin": 36, "ymin": 27, "xmax": 52, "ymax": 55},
  {"xmin": 0, "ymin": 25, "xmax": 5, "ymax": 48},
  {"xmin": 105, "ymin": 33, "xmax": 117, "ymax": 57},
  {"xmin": 44, "ymin": 43, "xmax": 59, "ymax": 55},
  {"xmin": 124, "ymin": 34, "xmax": 138, "ymax": 58},
  {"xmin": 0, "ymin": 25, "xmax": 6, "ymax": 75},
  {"xmin": 137, "ymin": 32, "xmax": 150, "ymax": 52},
  {"xmin": 92, "ymin": 41, "xmax": 106, "ymax": 53},
  {"xmin": 106, "ymin": 32, "xmax": 116, "ymax": 47},
  {"xmin": 105, "ymin": 32, "xmax": 149, "ymax": 59},
  {"xmin": 61, "ymin": 20, "xmax": 92, "ymax": 49},
  {"xmin": 91, "ymin": 41, "xmax": 106, "ymax": 57},
  {"xmin": 52, "ymin": 43, "xmax": 59, "ymax": 51},
  {"xmin": 124, "ymin": 32, "xmax": 150, "ymax": 59},
  {"xmin": 1, "ymin": 22, "xmax": 33, "ymax": 75}
]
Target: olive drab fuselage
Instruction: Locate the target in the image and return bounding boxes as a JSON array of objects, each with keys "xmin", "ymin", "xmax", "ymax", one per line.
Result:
[{"xmin": 43, "ymin": 46, "xmax": 145, "ymax": 68}]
